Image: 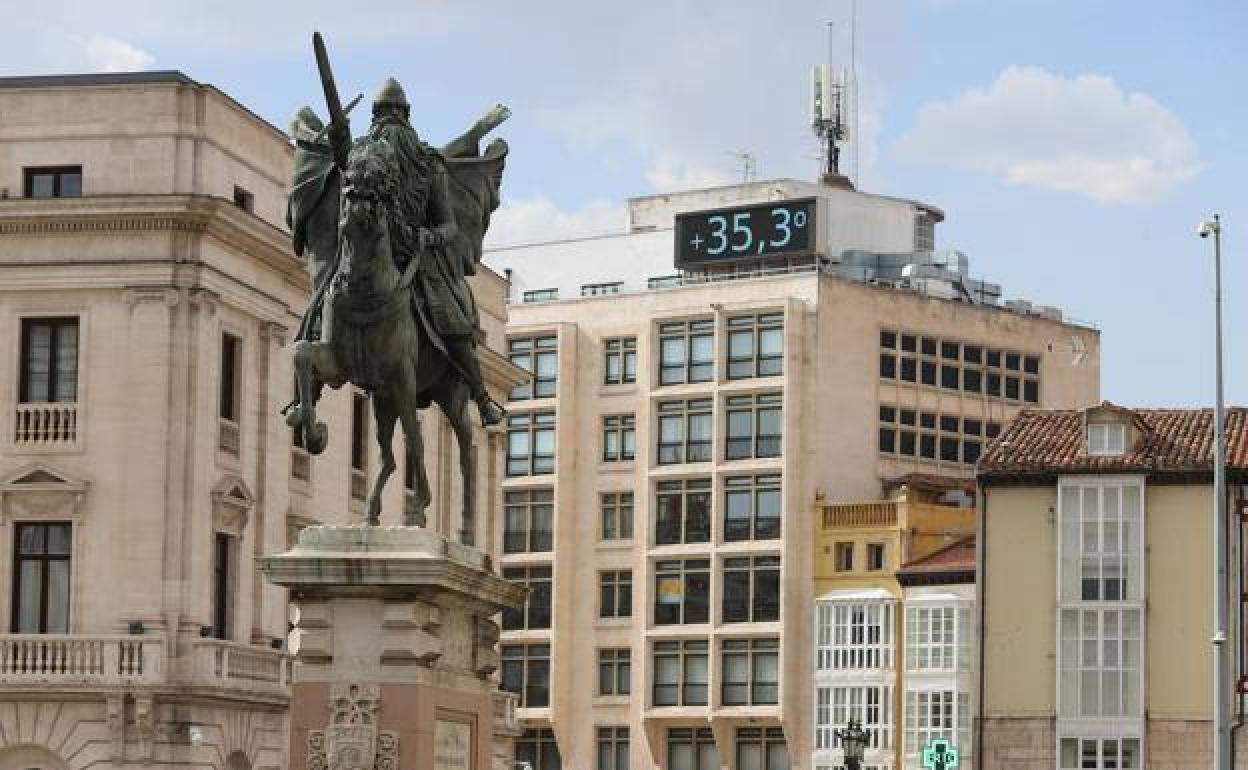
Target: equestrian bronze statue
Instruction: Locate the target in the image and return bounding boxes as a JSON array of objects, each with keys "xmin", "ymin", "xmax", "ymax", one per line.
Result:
[{"xmin": 284, "ymin": 31, "xmax": 510, "ymax": 528}]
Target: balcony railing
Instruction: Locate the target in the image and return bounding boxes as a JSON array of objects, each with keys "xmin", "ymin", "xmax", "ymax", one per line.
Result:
[
  {"xmin": 192, "ymin": 639, "xmax": 292, "ymax": 696},
  {"xmin": 821, "ymin": 502, "xmax": 900, "ymax": 530},
  {"xmin": 0, "ymin": 634, "xmax": 162, "ymax": 685},
  {"xmin": 13, "ymin": 402, "xmax": 79, "ymax": 448}
]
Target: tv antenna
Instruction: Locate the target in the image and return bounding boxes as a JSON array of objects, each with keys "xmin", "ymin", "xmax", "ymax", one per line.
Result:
[
  {"xmin": 810, "ymin": 19, "xmax": 854, "ymax": 184},
  {"xmin": 725, "ymin": 150, "xmax": 758, "ymax": 183}
]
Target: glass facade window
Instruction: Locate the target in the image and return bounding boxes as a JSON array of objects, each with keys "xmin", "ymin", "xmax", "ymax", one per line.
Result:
[
  {"xmin": 725, "ymin": 392, "xmax": 782, "ymax": 459},
  {"xmin": 905, "ymin": 604, "xmax": 971, "ymax": 672},
  {"xmin": 653, "ymin": 640, "xmax": 709, "ymax": 706},
  {"xmin": 501, "ymin": 644, "xmax": 551, "ymax": 708},
  {"xmin": 904, "ymin": 690, "xmax": 970, "ymax": 756},
  {"xmin": 667, "ymin": 727, "xmax": 718, "ymax": 770},
  {"xmin": 722, "ymin": 555, "xmax": 780, "ymax": 623},
  {"xmin": 726, "ymin": 312, "xmax": 784, "ymax": 379},
  {"xmin": 1058, "ymin": 607, "xmax": 1142, "ymax": 718},
  {"xmin": 721, "ymin": 637, "xmax": 779, "ymax": 705},
  {"xmin": 654, "ymin": 559, "xmax": 710, "ymax": 624},
  {"xmin": 815, "ymin": 601, "xmax": 894, "ymax": 671},
  {"xmin": 724, "ymin": 474, "xmax": 781, "ymax": 541},
  {"xmin": 657, "ymin": 398, "xmax": 713, "ymax": 464},
  {"xmin": 878, "ymin": 404, "xmax": 1000, "ymax": 466},
  {"xmin": 504, "ymin": 488, "xmax": 553, "ymax": 553},
  {"xmin": 599, "ymin": 569, "xmax": 633, "ymax": 618},
  {"xmin": 655, "ymin": 478, "xmax": 711, "ymax": 545},
  {"xmin": 600, "ymin": 491, "xmax": 634, "ymax": 541},
  {"xmin": 1059, "ymin": 482, "xmax": 1143, "ymax": 603},
  {"xmin": 597, "ymin": 726, "xmax": 629, "ymax": 770},
  {"xmin": 12, "ymin": 522, "xmax": 72, "ymax": 633},
  {"xmin": 24, "ymin": 166, "xmax": 81, "ymax": 198},
  {"xmin": 602, "ymin": 414, "xmax": 636, "ymax": 462},
  {"xmin": 814, "ymin": 685, "xmax": 893, "ymax": 751},
  {"xmin": 516, "ymin": 728, "xmax": 561, "ymax": 770},
  {"xmin": 598, "ymin": 648, "xmax": 631, "ymax": 696},
  {"xmin": 604, "ymin": 337, "xmax": 637, "ymax": 385},
  {"xmin": 501, "ymin": 565, "xmax": 552, "ymax": 631},
  {"xmin": 506, "ymin": 411, "xmax": 556, "ymax": 476},
  {"xmin": 1059, "ymin": 737, "xmax": 1140, "ymax": 770},
  {"xmin": 880, "ymin": 327, "xmax": 1041, "ymax": 404},
  {"xmin": 509, "ymin": 335, "xmax": 558, "ymax": 400},
  {"xmin": 735, "ymin": 727, "xmax": 788, "ymax": 770},
  {"xmin": 19, "ymin": 317, "xmax": 79, "ymax": 403},
  {"xmin": 658, "ymin": 319, "xmax": 714, "ymax": 385}
]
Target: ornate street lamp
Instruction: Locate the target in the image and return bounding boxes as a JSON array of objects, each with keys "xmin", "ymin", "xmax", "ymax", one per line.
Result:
[{"xmin": 836, "ymin": 718, "xmax": 868, "ymax": 770}]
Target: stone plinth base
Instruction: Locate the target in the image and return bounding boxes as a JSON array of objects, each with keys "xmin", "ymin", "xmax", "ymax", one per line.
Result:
[
  {"xmin": 980, "ymin": 717, "xmax": 1054, "ymax": 770},
  {"xmin": 260, "ymin": 525, "xmax": 525, "ymax": 770}
]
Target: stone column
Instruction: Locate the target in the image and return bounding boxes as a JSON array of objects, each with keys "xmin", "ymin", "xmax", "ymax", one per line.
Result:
[{"xmin": 260, "ymin": 526, "xmax": 525, "ymax": 770}]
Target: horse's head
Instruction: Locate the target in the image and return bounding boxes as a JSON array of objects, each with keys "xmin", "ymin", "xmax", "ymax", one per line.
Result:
[{"xmin": 337, "ymin": 140, "xmax": 398, "ymax": 286}]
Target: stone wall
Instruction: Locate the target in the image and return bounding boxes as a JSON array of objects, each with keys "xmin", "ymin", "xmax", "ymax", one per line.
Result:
[
  {"xmin": 979, "ymin": 717, "xmax": 1054, "ymax": 770},
  {"xmin": 1148, "ymin": 720, "xmax": 1210, "ymax": 770}
]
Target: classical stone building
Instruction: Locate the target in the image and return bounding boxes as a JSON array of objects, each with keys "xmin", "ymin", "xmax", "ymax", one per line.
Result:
[
  {"xmin": 977, "ymin": 402, "xmax": 1248, "ymax": 770},
  {"xmin": 485, "ymin": 179, "xmax": 1102, "ymax": 770},
  {"xmin": 0, "ymin": 72, "xmax": 519, "ymax": 770}
]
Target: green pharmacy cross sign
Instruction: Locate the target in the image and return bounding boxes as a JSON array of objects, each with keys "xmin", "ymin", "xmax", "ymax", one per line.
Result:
[{"xmin": 921, "ymin": 739, "xmax": 959, "ymax": 770}]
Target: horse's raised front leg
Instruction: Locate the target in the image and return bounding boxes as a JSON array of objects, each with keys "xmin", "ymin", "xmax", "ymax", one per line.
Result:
[
  {"xmin": 441, "ymin": 384, "xmax": 478, "ymax": 544},
  {"xmin": 367, "ymin": 391, "xmax": 398, "ymax": 527},
  {"xmin": 291, "ymin": 340, "xmax": 337, "ymax": 455}
]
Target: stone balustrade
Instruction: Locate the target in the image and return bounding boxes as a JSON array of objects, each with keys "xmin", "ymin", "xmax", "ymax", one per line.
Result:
[
  {"xmin": 0, "ymin": 634, "xmax": 162, "ymax": 685},
  {"xmin": 820, "ymin": 501, "xmax": 900, "ymax": 529},
  {"xmin": 192, "ymin": 638, "xmax": 292, "ymax": 697},
  {"xmin": 12, "ymin": 402, "xmax": 79, "ymax": 448}
]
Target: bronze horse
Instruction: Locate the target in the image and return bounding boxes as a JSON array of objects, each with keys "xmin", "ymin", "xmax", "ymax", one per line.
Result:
[{"xmin": 289, "ymin": 140, "xmax": 478, "ymax": 528}]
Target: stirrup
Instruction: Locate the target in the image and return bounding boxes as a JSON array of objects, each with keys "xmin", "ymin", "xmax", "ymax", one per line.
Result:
[{"xmin": 476, "ymin": 394, "xmax": 506, "ymax": 427}]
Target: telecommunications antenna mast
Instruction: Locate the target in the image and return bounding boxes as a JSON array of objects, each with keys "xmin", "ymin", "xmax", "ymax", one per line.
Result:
[
  {"xmin": 810, "ymin": 19, "xmax": 854, "ymax": 186},
  {"xmin": 725, "ymin": 150, "xmax": 758, "ymax": 184}
]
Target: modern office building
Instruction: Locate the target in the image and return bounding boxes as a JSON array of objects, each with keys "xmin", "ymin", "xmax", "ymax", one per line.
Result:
[
  {"xmin": 486, "ymin": 177, "xmax": 1102, "ymax": 769},
  {"xmin": 977, "ymin": 402, "xmax": 1248, "ymax": 770},
  {"xmin": 812, "ymin": 477, "xmax": 976, "ymax": 770},
  {"xmin": 0, "ymin": 72, "xmax": 519, "ymax": 770}
]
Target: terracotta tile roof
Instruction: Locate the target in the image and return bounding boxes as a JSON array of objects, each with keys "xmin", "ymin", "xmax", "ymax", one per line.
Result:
[
  {"xmin": 979, "ymin": 402, "xmax": 1248, "ymax": 479},
  {"xmin": 897, "ymin": 536, "xmax": 976, "ymax": 577}
]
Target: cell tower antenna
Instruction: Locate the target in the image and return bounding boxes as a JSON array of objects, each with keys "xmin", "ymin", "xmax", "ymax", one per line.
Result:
[
  {"xmin": 851, "ymin": 0, "xmax": 859, "ymax": 187},
  {"xmin": 725, "ymin": 150, "xmax": 758, "ymax": 184},
  {"xmin": 810, "ymin": 20, "xmax": 851, "ymax": 187}
]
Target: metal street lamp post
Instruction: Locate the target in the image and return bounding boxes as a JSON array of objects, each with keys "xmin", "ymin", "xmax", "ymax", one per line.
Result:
[
  {"xmin": 1199, "ymin": 213, "xmax": 1228, "ymax": 770},
  {"xmin": 836, "ymin": 718, "xmax": 868, "ymax": 770}
]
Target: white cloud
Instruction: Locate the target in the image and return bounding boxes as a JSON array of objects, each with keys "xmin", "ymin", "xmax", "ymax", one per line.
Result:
[
  {"xmin": 484, "ymin": 195, "xmax": 626, "ymax": 247},
  {"xmin": 894, "ymin": 66, "xmax": 1201, "ymax": 203},
  {"xmin": 83, "ymin": 34, "xmax": 155, "ymax": 72}
]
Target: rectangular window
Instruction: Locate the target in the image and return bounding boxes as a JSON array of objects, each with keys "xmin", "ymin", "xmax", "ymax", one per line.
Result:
[
  {"xmin": 602, "ymin": 414, "xmax": 636, "ymax": 462},
  {"xmin": 735, "ymin": 727, "xmax": 788, "ymax": 770},
  {"xmin": 903, "ymin": 690, "xmax": 970, "ymax": 756},
  {"xmin": 506, "ymin": 411, "xmax": 556, "ymax": 476},
  {"xmin": 509, "ymin": 335, "xmax": 558, "ymax": 400},
  {"xmin": 905, "ymin": 604, "xmax": 971, "ymax": 672},
  {"xmin": 1058, "ymin": 607, "xmax": 1142, "ymax": 718},
  {"xmin": 653, "ymin": 640, "xmax": 709, "ymax": 706},
  {"xmin": 598, "ymin": 648, "xmax": 631, "ymax": 696},
  {"xmin": 722, "ymin": 555, "xmax": 780, "ymax": 623},
  {"xmin": 657, "ymin": 398, "xmax": 712, "ymax": 464},
  {"xmin": 604, "ymin": 337, "xmax": 637, "ymax": 385},
  {"xmin": 24, "ymin": 166, "xmax": 81, "ymax": 198},
  {"xmin": 726, "ymin": 312, "xmax": 784, "ymax": 379},
  {"xmin": 600, "ymin": 491, "xmax": 634, "ymax": 541},
  {"xmin": 835, "ymin": 542, "xmax": 854, "ymax": 572},
  {"xmin": 815, "ymin": 600, "xmax": 894, "ymax": 671},
  {"xmin": 232, "ymin": 185, "xmax": 254, "ymax": 212},
  {"xmin": 1087, "ymin": 423, "xmax": 1126, "ymax": 455},
  {"xmin": 725, "ymin": 392, "xmax": 782, "ymax": 459},
  {"xmin": 1059, "ymin": 737, "xmax": 1140, "ymax": 770},
  {"xmin": 654, "ymin": 559, "xmax": 710, "ymax": 625},
  {"xmin": 655, "ymin": 479, "xmax": 711, "ymax": 545},
  {"xmin": 814, "ymin": 685, "xmax": 893, "ymax": 751},
  {"xmin": 350, "ymin": 393, "xmax": 368, "ymax": 503},
  {"xmin": 12, "ymin": 522, "xmax": 72, "ymax": 633},
  {"xmin": 581, "ymin": 281, "xmax": 623, "ymax": 297},
  {"xmin": 19, "ymin": 317, "xmax": 79, "ymax": 403},
  {"xmin": 1060, "ymin": 482, "xmax": 1143, "ymax": 602},
  {"xmin": 880, "ymin": 328, "xmax": 1040, "ymax": 405},
  {"xmin": 219, "ymin": 332, "xmax": 241, "ymax": 421},
  {"xmin": 501, "ymin": 644, "xmax": 551, "ymax": 708},
  {"xmin": 503, "ymin": 488, "xmax": 553, "ymax": 553},
  {"xmin": 522, "ymin": 288, "xmax": 559, "ymax": 303},
  {"xmin": 658, "ymin": 319, "xmax": 714, "ymax": 385},
  {"xmin": 516, "ymin": 728, "xmax": 561, "ymax": 770},
  {"xmin": 211, "ymin": 532, "xmax": 232, "ymax": 639},
  {"xmin": 721, "ymin": 637, "xmax": 779, "ymax": 705},
  {"xmin": 724, "ymin": 474, "xmax": 781, "ymax": 541},
  {"xmin": 879, "ymin": 405, "xmax": 998, "ymax": 466},
  {"xmin": 501, "ymin": 565, "xmax": 552, "ymax": 630},
  {"xmin": 599, "ymin": 570, "xmax": 632, "ymax": 618},
  {"xmin": 667, "ymin": 727, "xmax": 718, "ymax": 770},
  {"xmin": 597, "ymin": 726, "xmax": 629, "ymax": 770},
  {"xmin": 866, "ymin": 543, "xmax": 886, "ymax": 571}
]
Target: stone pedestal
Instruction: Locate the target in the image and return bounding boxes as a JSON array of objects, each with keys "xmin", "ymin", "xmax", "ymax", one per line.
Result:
[{"xmin": 260, "ymin": 526, "xmax": 526, "ymax": 770}]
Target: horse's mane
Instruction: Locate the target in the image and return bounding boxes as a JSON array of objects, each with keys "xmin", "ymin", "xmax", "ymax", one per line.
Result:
[{"xmin": 345, "ymin": 140, "xmax": 413, "ymax": 249}]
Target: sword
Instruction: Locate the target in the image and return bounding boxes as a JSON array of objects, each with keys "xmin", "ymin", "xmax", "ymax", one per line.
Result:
[{"xmin": 313, "ymin": 31, "xmax": 351, "ymax": 168}]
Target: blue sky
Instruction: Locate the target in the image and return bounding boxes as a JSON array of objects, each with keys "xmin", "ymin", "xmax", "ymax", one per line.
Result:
[{"xmin": 3, "ymin": 0, "xmax": 1244, "ymax": 407}]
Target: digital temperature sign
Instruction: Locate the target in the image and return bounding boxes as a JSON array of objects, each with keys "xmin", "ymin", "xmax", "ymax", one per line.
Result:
[{"xmin": 674, "ymin": 197, "xmax": 816, "ymax": 268}]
